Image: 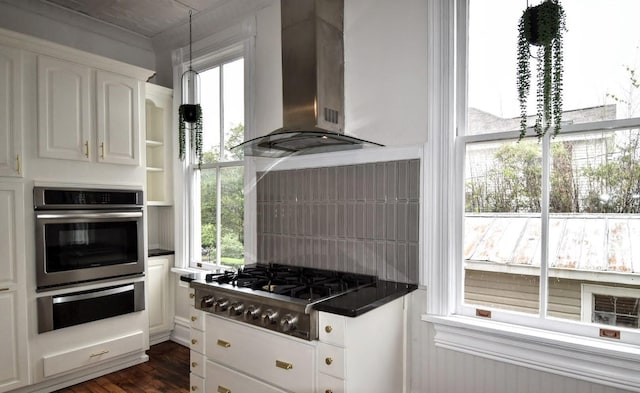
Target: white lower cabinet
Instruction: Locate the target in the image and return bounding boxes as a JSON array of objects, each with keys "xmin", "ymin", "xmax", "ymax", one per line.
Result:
[
  {"xmin": 189, "ymin": 296, "xmax": 408, "ymax": 393},
  {"xmin": 206, "ymin": 361, "xmax": 287, "ymax": 393},
  {"xmin": 42, "ymin": 330, "xmax": 144, "ymax": 377},
  {"xmin": 148, "ymin": 255, "xmax": 173, "ymax": 343},
  {"xmin": 206, "ymin": 315, "xmax": 314, "ymax": 393}
]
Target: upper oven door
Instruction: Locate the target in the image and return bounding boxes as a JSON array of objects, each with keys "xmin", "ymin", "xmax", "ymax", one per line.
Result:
[{"xmin": 35, "ymin": 210, "xmax": 144, "ymax": 290}]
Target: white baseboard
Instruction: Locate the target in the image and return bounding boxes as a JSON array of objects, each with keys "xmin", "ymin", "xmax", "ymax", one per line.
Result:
[{"xmin": 170, "ymin": 316, "xmax": 190, "ymax": 347}]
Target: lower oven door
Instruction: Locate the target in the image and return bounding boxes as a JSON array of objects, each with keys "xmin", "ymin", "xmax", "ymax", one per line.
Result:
[
  {"xmin": 35, "ymin": 210, "xmax": 144, "ymax": 289},
  {"xmin": 37, "ymin": 281, "xmax": 145, "ymax": 333}
]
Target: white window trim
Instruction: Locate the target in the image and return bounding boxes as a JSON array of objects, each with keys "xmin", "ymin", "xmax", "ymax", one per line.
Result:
[
  {"xmin": 172, "ymin": 18, "xmax": 257, "ymax": 271},
  {"xmin": 582, "ymin": 284, "xmax": 640, "ymax": 324},
  {"xmin": 424, "ymin": 0, "xmax": 640, "ymax": 390}
]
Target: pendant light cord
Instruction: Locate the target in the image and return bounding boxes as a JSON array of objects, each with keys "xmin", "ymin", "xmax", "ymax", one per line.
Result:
[{"xmin": 189, "ymin": 10, "xmax": 193, "ymax": 71}]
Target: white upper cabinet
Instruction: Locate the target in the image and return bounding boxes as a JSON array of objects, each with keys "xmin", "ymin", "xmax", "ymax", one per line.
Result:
[
  {"xmin": 0, "ymin": 44, "xmax": 23, "ymax": 177},
  {"xmin": 37, "ymin": 56, "xmax": 142, "ymax": 166},
  {"xmin": 37, "ymin": 55, "xmax": 92, "ymax": 162},
  {"xmin": 96, "ymin": 70, "xmax": 141, "ymax": 166}
]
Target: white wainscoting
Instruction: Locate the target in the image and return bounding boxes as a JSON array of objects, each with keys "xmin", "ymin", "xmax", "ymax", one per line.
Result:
[{"xmin": 408, "ymin": 289, "xmax": 633, "ymax": 393}]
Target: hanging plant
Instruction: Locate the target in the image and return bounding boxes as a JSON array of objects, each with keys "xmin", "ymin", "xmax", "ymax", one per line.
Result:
[
  {"xmin": 517, "ymin": 0, "xmax": 566, "ymax": 139},
  {"xmin": 178, "ymin": 103, "xmax": 203, "ymax": 167}
]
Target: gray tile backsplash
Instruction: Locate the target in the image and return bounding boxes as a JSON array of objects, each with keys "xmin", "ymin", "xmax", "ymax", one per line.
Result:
[{"xmin": 257, "ymin": 159, "xmax": 420, "ymax": 284}]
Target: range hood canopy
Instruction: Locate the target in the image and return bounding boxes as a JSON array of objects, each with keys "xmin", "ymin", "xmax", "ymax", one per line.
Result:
[{"xmin": 233, "ymin": 0, "xmax": 383, "ymax": 158}]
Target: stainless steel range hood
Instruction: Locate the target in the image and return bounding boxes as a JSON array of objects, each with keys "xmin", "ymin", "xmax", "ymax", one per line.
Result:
[{"xmin": 232, "ymin": 0, "xmax": 383, "ymax": 158}]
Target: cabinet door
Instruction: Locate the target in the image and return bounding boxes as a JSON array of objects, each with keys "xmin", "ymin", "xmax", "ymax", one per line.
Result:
[
  {"xmin": 0, "ymin": 183, "xmax": 27, "ymax": 392},
  {"xmin": 148, "ymin": 256, "xmax": 173, "ymax": 337},
  {"xmin": 96, "ymin": 70, "xmax": 140, "ymax": 166},
  {"xmin": 0, "ymin": 45, "xmax": 23, "ymax": 177},
  {"xmin": 37, "ymin": 55, "xmax": 92, "ymax": 162}
]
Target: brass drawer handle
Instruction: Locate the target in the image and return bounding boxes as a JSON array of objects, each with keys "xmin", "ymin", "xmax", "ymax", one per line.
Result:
[
  {"xmin": 325, "ymin": 325, "xmax": 333, "ymax": 333},
  {"xmin": 189, "ymin": 293, "xmax": 195, "ymax": 299},
  {"xmin": 325, "ymin": 357, "xmax": 333, "ymax": 365},
  {"xmin": 84, "ymin": 141, "xmax": 89, "ymax": 158},
  {"xmin": 191, "ymin": 316, "xmax": 197, "ymax": 322},
  {"xmin": 217, "ymin": 339, "xmax": 231, "ymax": 348},
  {"xmin": 89, "ymin": 350, "xmax": 109, "ymax": 358},
  {"xmin": 217, "ymin": 386, "xmax": 231, "ymax": 393},
  {"xmin": 16, "ymin": 155, "xmax": 21, "ymax": 175},
  {"xmin": 191, "ymin": 361, "xmax": 198, "ymax": 367},
  {"xmin": 191, "ymin": 339, "xmax": 198, "ymax": 345},
  {"xmin": 0, "ymin": 288, "xmax": 9, "ymax": 292},
  {"xmin": 275, "ymin": 360, "xmax": 293, "ymax": 370}
]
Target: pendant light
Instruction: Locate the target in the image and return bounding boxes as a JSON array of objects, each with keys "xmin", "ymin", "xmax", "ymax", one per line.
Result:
[{"xmin": 178, "ymin": 10, "xmax": 203, "ymax": 166}]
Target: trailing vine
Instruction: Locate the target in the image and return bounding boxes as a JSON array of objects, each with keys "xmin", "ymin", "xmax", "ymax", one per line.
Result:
[
  {"xmin": 517, "ymin": 0, "xmax": 566, "ymax": 140},
  {"xmin": 178, "ymin": 104, "xmax": 203, "ymax": 168}
]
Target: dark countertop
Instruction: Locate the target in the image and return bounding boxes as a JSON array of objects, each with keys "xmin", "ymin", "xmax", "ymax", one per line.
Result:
[
  {"xmin": 313, "ymin": 281, "xmax": 418, "ymax": 317},
  {"xmin": 148, "ymin": 248, "xmax": 175, "ymax": 257}
]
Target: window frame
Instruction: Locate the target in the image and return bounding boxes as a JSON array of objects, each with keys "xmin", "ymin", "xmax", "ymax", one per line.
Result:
[
  {"xmin": 172, "ymin": 20, "xmax": 256, "ymax": 273},
  {"xmin": 423, "ymin": 0, "xmax": 640, "ymax": 390}
]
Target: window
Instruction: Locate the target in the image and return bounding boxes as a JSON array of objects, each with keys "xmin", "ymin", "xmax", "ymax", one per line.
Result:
[
  {"xmin": 425, "ymin": 0, "xmax": 640, "ymax": 389},
  {"xmin": 460, "ymin": 0, "xmax": 640, "ymax": 337},
  {"xmin": 188, "ymin": 54, "xmax": 246, "ymax": 270}
]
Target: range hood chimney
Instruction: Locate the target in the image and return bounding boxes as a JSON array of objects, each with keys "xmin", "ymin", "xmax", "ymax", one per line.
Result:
[{"xmin": 233, "ymin": 0, "xmax": 383, "ymax": 157}]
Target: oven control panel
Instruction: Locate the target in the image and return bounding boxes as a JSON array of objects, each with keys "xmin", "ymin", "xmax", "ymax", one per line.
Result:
[{"xmin": 194, "ymin": 288, "xmax": 315, "ymax": 340}]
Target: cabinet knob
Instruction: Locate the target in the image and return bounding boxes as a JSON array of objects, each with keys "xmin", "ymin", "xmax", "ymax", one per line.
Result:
[
  {"xmin": 84, "ymin": 141, "xmax": 89, "ymax": 158},
  {"xmin": 191, "ymin": 339, "xmax": 198, "ymax": 345},
  {"xmin": 191, "ymin": 386, "xmax": 197, "ymax": 391},
  {"xmin": 326, "ymin": 390, "xmax": 334, "ymax": 393},
  {"xmin": 325, "ymin": 357, "xmax": 333, "ymax": 365},
  {"xmin": 191, "ymin": 361, "xmax": 198, "ymax": 367},
  {"xmin": 100, "ymin": 142, "xmax": 105, "ymax": 159},
  {"xmin": 189, "ymin": 293, "xmax": 195, "ymax": 299},
  {"xmin": 325, "ymin": 325, "xmax": 333, "ymax": 333},
  {"xmin": 191, "ymin": 316, "xmax": 197, "ymax": 322}
]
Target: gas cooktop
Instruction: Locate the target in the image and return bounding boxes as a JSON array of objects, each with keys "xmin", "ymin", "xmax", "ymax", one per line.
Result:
[{"xmin": 191, "ymin": 263, "xmax": 377, "ymax": 340}]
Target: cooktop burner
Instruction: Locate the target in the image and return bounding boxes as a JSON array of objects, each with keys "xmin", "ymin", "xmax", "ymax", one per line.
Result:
[{"xmin": 205, "ymin": 263, "xmax": 375, "ymax": 301}]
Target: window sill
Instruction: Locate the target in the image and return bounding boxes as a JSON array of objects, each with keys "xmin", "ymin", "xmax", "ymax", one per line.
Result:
[{"xmin": 423, "ymin": 314, "xmax": 640, "ymax": 391}]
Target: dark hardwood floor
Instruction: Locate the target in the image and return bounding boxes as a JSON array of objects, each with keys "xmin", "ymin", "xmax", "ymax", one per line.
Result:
[{"xmin": 54, "ymin": 341, "xmax": 190, "ymax": 393}]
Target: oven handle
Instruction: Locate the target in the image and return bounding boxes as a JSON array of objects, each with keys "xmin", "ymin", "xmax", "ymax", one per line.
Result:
[
  {"xmin": 36, "ymin": 211, "xmax": 143, "ymax": 220},
  {"xmin": 52, "ymin": 284, "xmax": 135, "ymax": 304}
]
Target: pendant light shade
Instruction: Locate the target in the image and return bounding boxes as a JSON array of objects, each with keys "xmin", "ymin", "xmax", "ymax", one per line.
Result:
[
  {"xmin": 178, "ymin": 10, "xmax": 204, "ymax": 167},
  {"xmin": 181, "ymin": 68, "xmax": 200, "ymax": 122}
]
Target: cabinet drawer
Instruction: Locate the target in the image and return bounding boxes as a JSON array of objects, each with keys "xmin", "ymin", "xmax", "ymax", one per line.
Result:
[
  {"xmin": 318, "ymin": 372, "xmax": 346, "ymax": 393},
  {"xmin": 205, "ymin": 315, "xmax": 314, "ymax": 392},
  {"xmin": 319, "ymin": 312, "xmax": 346, "ymax": 347},
  {"xmin": 190, "ymin": 307, "xmax": 205, "ymax": 331},
  {"xmin": 206, "ymin": 360, "xmax": 287, "ymax": 393},
  {"xmin": 42, "ymin": 330, "xmax": 143, "ymax": 377},
  {"xmin": 318, "ymin": 342, "xmax": 345, "ymax": 379},
  {"xmin": 190, "ymin": 328, "xmax": 204, "ymax": 354},
  {"xmin": 190, "ymin": 373, "xmax": 204, "ymax": 393},
  {"xmin": 190, "ymin": 350, "xmax": 205, "ymax": 378}
]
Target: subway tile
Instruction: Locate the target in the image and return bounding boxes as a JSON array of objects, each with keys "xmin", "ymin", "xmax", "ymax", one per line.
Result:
[
  {"xmin": 285, "ymin": 170, "xmax": 296, "ymax": 202},
  {"xmin": 296, "ymin": 169, "xmax": 306, "ymax": 202},
  {"xmin": 313, "ymin": 238, "xmax": 322, "ymax": 267},
  {"xmin": 345, "ymin": 165, "xmax": 356, "ymax": 201},
  {"xmin": 304, "ymin": 204, "xmax": 313, "ymax": 236},
  {"xmin": 346, "ymin": 202, "xmax": 355, "ymax": 238},
  {"xmin": 408, "ymin": 202, "xmax": 419, "ymax": 242},
  {"xmin": 327, "ymin": 204, "xmax": 337, "ymax": 237},
  {"xmin": 385, "ymin": 203, "xmax": 397, "ymax": 241},
  {"xmin": 316, "ymin": 204, "xmax": 327, "ymax": 237},
  {"xmin": 355, "ymin": 164, "xmax": 366, "ymax": 201},
  {"xmin": 408, "ymin": 243, "xmax": 419, "ymax": 284},
  {"xmin": 365, "ymin": 163, "xmax": 376, "ymax": 201},
  {"xmin": 409, "ymin": 159, "xmax": 420, "ymax": 201},
  {"xmin": 337, "ymin": 203, "xmax": 346, "ymax": 237},
  {"xmin": 375, "ymin": 203, "xmax": 386, "ymax": 240},
  {"xmin": 365, "ymin": 203, "xmax": 375, "ymax": 239},
  {"xmin": 396, "ymin": 202, "xmax": 407, "ymax": 241},
  {"xmin": 354, "ymin": 241, "xmax": 365, "ymax": 273},
  {"xmin": 256, "ymin": 173, "xmax": 265, "ymax": 202},
  {"xmin": 327, "ymin": 167, "xmax": 337, "ymax": 201},
  {"xmin": 328, "ymin": 238, "xmax": 338, "ymax": 271},
  {"xmin": 376, "ymin": 242, "xmax": 386, "ymax": 280},
  {"xmin": 364, "ymin": 241, "xmax": 377, "ymax": 276},
  {"xmin": 318, "ymin": 167, "xmax": 328, "ymax": 202},
  {"xmin": 296, "ymin": 237, "xmax": 305, "ymax": 266},
  {"xmin": 375, "ymin": 162, "xmax": 386, "ymax": 201},
  {"xmin": 385, "ymin": 242, "xmax": 397, "ymax": 281},
  {"xmin": 396, "ymin": 243, "xmax": 408, "ymax": 283},
  {"xmin": 305, "ymin": 238, "xmax": 314, "ymax": 267},
  {"xmin": 336, "ymin": 166, "xmax": 347, "ymax": 200},
  {"xmin": 310, "ymin": 168, "xmax": 319, "ymax": 201},
  {"xmin": 355, "ymin": 203, "xmax": 365, "ymax": 239},
  {"xmin": 385, "ymin": 161, "xmax": 397, "ymax": 202},
  {"xmin": 397, "ymin": 160, "xmax": 408, "ymax": 201}
]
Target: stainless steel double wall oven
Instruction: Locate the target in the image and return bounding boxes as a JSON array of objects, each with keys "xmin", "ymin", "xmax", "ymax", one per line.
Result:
[{"xmin": 34, "ymin": 186, "xmax": 145, "ymax": 332}]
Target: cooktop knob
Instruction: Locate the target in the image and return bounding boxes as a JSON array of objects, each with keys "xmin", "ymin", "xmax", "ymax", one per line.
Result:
[
  {"xmin": 200, "ymin": 295, "xmax": 215, "ymax": 309},
  {"xmin": 280, "ymin": 314, "xmax": 298, "ymax": 332},
  {"xmin": 261, "ymin": 309, "xmax": 279, "ymax": 326},
  {"xmin": 215, "ymin": 298, "xmax": 230, "ymax": 312},
  {"xmin": 229, "ymin": 302, "xmax": 245, "ymax": 316},
  {"xmin": 244, "ymin": 305, "xmax": 261, "ymax": 320}
]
